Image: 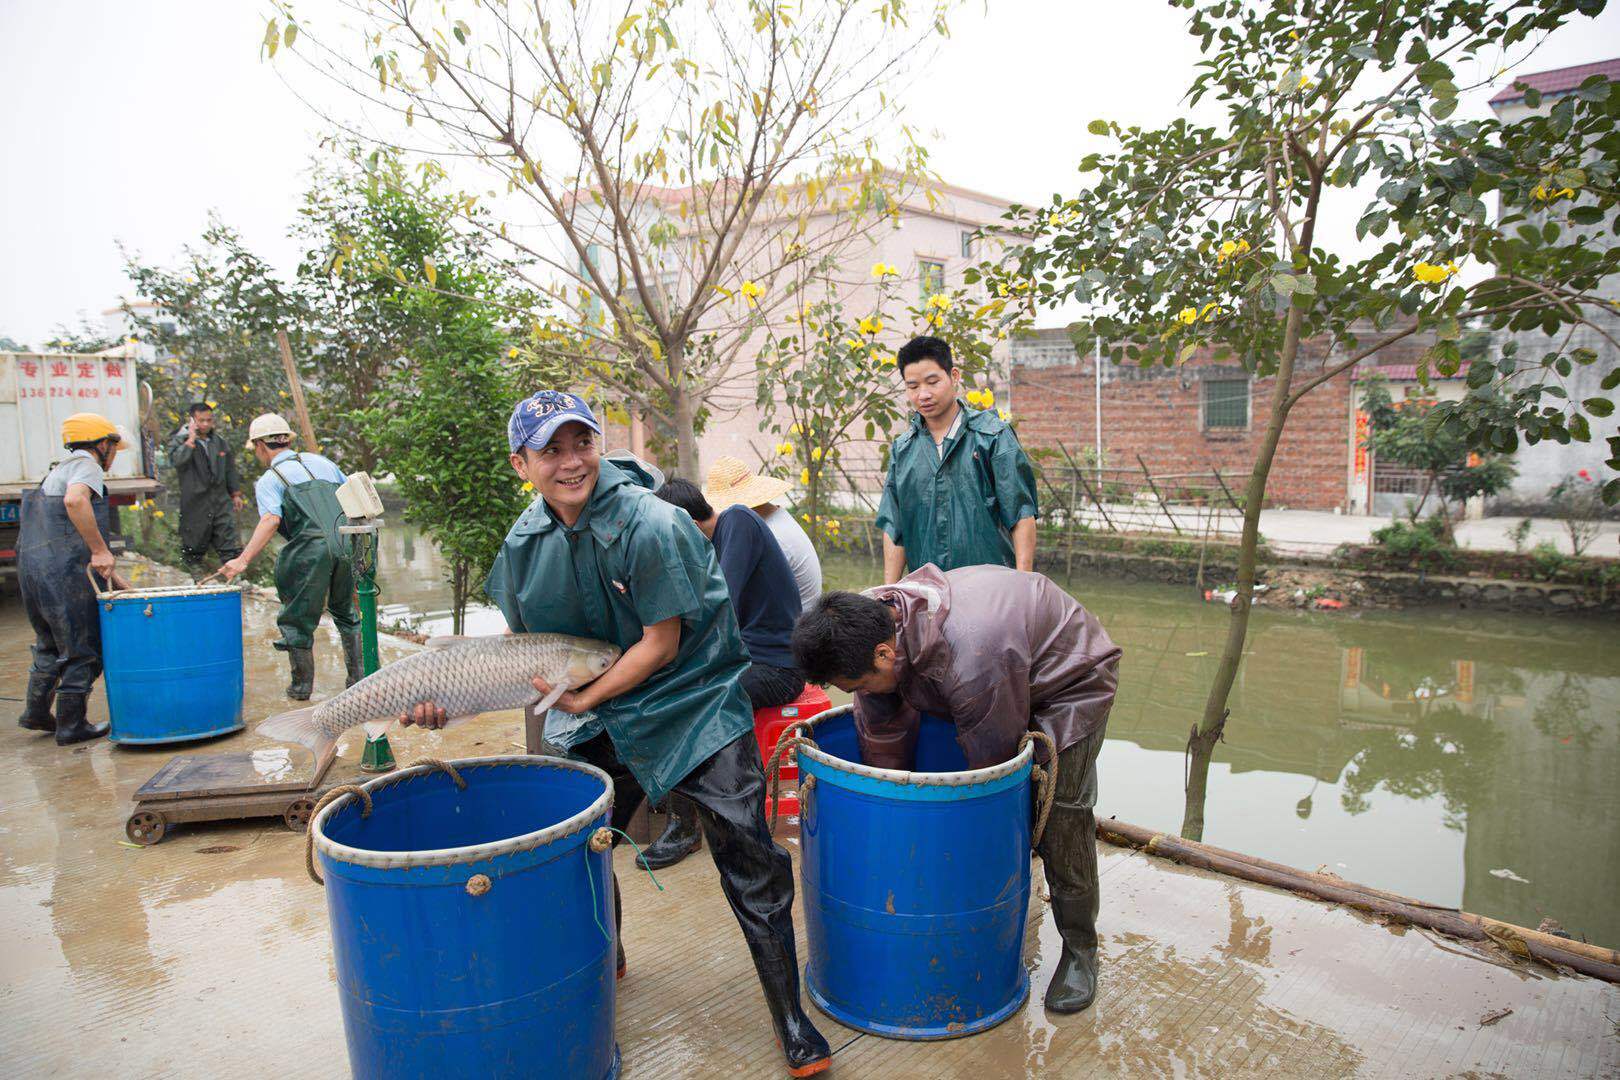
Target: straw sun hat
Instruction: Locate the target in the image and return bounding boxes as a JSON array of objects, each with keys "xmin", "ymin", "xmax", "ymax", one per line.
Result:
[{"xmin": 703, "ymin": 455, "xmax": 794, "ymax": 510}]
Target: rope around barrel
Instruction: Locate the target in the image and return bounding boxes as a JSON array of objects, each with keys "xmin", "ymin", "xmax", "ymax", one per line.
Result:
[
  {"xmin": 1018, "ymin": 730, "xmax": 1059, "ymax": 849},
  {"xmin": 305, "ymin": 784, "xmax": 373, "ymax": 885},
  {"xmin": 410, "ymin": 757, "xmax": 467, "ymax": 790},
  {"xmin": 763, "ymin": 718, "xmax": 822, "ymax": 832}
]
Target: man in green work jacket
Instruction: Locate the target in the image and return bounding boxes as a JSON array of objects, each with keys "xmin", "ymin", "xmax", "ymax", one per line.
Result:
[
  {"xmin": 876, "ymin": 335, "xmax": 1039, "ymax": 583},
  {"xmin": 401, "ymin": 390, "xmax": 831, "ymax": 1079},
  {"xmin": 167, "ymin": 401, "xmax": 245, "ymax": 576}
]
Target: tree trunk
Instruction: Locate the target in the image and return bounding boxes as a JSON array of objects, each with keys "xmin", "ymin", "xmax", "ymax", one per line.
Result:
[
  {"xmin": 1182, "ymin": 301, "xmax": 1307, "ymax": 842},
  {"xmin": 451, "ymin": 558, "xmax": 468, "ymax": 635},
  {"xmin": 670, "ymin": 380, "xmax": 700, "ymax": 480}
]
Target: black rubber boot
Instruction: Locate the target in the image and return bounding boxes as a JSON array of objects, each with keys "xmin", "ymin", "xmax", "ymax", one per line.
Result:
[
  {"xmin": 287, "ymin": 647, "xmax": 315, "ymax": 701},
  {"xmin": 746, "ymin": 936, "xmax": 832, "ymax": 1077},
  {"xmin": 340, "ymin": 631, "xmax": 365, "ymax": 688},
  {"xmin": 18, "ymin": 672, "xmax": 57, "ymax": 732},
  {"xmin": 1045, "ymin": 891, "xmax": 1100, "ymax": 1013},
  {"xmin": 637, "ymin": 796, "xmax": 702, "ymax": 870},
  {"xmin": 53, "ymin": 692, "xmax": 108, "ymax": 747}
]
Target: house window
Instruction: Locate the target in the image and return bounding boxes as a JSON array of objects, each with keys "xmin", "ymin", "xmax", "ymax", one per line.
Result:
[
  {"xmin": 919, "ymin": 259, "xmax": 945, "ymax": 301},
  {"xmin": 1203, "ymin": 377, "xmax": 1250, "ymax": 429},
  {"xmin": 960, "ymin": 231, "xmax": 974, "ymax": 259}
]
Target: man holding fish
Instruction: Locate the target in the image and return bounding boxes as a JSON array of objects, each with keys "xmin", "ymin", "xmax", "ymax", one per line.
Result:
[{"xmin": 394, "ymin": 390, "xmax": 832, "ymax": 1079}]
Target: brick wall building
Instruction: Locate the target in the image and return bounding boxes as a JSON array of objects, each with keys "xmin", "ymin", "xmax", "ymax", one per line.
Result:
[{"xmin": 1008, "ymin": 326, "xmax": 1437, "ymax": 512}]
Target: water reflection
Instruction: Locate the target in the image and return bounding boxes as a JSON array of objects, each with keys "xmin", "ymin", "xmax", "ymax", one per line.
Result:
[{"xmin": 371, "ymin": 528, "xmax": 1620, "ymax": 945}]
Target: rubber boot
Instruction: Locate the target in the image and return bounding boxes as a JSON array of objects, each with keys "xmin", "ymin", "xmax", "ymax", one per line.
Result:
[
  {"xmin": 746, "ymin": 936, "xmax": 832, "ymax": 1077},
  {"xmin": 286, "ymin": 648, "xmax": 315, "ymax": 701},
  {"xmin": 1045, "ymin": 891, "xmax": 1100, "ymax": 1013},
  {"xmin": 637, "ymin": 796, "xmax": 702, "ymax": 870},
  {"xmin": 17, "ymin": 672, "xmax": 57, "ymax": 732},
  {"xmin": 340, "ymin": 631, "xmax": 364, "ymax": 688},
  {"xmin": 53, "ymin": 692, "xmax": 108, "ymax": 747}
]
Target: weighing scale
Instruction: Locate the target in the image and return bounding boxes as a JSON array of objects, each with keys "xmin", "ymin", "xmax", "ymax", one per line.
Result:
[{"xmin": 125, "ymin": 743, "xmax": 347, "ymax": 845}]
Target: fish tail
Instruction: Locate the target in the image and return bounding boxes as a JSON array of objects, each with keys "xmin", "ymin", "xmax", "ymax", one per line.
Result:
[{"xmin": 258, "ymin": 705, "xmax": 333, "ymax": 760}]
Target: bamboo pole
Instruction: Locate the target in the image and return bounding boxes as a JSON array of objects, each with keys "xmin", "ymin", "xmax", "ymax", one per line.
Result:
[
  {"xmin": 275, "ymin": 330, "xmax": 320, "ymax": 454},
  {"xmin": 1136, "ymin": 453, "xmax": 1184, "ymax": 534},
  {"xmin": 1057, "ymin": 440, "xmax": 1119, "ymax": 532},
  {"xmin": 1099, "ymin": 818, "xmax": 1620, "ymax": 982}
]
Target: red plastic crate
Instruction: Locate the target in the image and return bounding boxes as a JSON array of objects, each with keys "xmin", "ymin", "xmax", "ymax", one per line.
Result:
[{"xmin": 755, "ymin": 684, "xmax": 832, "ymax": 819}]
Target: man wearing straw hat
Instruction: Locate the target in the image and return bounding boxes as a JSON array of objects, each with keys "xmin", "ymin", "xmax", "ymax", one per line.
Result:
[
  {"xmin": 702, "ymin": 455, "xmax": 822, "ymax": 613},
  {"xmin": 15, "ymin": 413, "xmax": 131, "ymax": 745}
]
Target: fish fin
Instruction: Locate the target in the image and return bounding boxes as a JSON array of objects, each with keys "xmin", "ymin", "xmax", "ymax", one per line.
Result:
[
  {"xmin": 422, "ymin": 635, "xmax": 472, "ymax": 650},
  {"xmin": 258, "ymin": 705, "xmax": 333, "ymax": 761},
  {"xmin": 531, "ymin": 680, "xmax": 571, "ymax": 715}
]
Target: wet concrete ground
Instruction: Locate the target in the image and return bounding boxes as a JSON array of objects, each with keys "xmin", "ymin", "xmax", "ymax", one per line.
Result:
[{"xmin": 2, "ymin": 559, "xmax": 1616, "ymax": 1078}]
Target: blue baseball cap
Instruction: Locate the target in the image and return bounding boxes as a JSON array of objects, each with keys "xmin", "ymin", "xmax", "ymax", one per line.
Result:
[{"xmin": 508, "ymin": 390, "xmax": 602, "ymax": 452}]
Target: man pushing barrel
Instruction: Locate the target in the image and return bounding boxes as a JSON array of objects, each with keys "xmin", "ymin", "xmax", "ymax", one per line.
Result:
[
  {"xmin": 791, "ymin": 563, "xmax": 1122, "ymax": 1014},
  {"xmin": 400, "ymin": 390, "xmax": 831, "ymax": 1078},
  {"xmin": 15, "ymin": 413, "xmax": 131, "ymax": 745}
]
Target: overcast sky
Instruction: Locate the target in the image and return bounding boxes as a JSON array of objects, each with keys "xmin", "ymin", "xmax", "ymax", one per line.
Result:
[{"xmin": 2, "ymin": 1, "xmax": 1618, "ymax": 346}]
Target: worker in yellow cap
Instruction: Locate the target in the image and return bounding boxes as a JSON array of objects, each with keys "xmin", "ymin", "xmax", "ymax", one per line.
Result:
[{"xmin": 15, "ymin": 413, "xmax": 130, "ymax": 745}]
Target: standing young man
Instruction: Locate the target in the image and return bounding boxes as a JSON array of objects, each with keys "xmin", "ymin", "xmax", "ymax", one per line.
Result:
[
  {"xmin": 167, "ymin": 401, "xmax": 245, "ymax": 576},
  {"xmin": 15, "ymin": 413, "xmax": 131, "ymax": 745},
  {"xmin": 876, "ymin": 335, "xmax": 1039, "ymax": 583},
  {"xmin": 219, "ymin": 414, "xmax": 362, "ymax": 699},
  {"xmin": 401, "ymin": 390, "xmax": 830, "ymax": 1078},
  {"xmin": 791, "ymin": 564, "xmax": 1122, "ymax": 1015}
]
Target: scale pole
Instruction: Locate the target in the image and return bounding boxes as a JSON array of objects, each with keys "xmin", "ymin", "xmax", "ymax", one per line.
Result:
[{"xmin": 344, "ymin": 522, "xmax": 395, "ymax": 773}]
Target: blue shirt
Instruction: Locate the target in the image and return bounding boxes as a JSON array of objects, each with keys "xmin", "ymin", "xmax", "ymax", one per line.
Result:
[
  {"xmin": 712, "ymin": 504, "xmax": 802, "ymax": 669},
  {"xmin": 254, "ymin": 450, "xmax": 346, "ymax": 518}
]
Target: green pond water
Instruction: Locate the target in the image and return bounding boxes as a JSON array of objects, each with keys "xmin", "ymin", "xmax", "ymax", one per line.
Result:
[{"xmin": 372, "ymin": 528, "xmax": 1620, "ymax": 946}]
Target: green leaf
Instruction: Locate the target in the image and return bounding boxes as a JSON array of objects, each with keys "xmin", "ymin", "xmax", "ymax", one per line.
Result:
[
  {"xmin": 1523, "ymin": 87, "xmax": 1542, "ymax": 108},
  {"xmin": 1604, "ymin": 478, "xmax": 1620, "ymax": 506},
  {"xmin": 1602, "ymin": 368, "xmax": 1620, "ymax": 392},
  {"xmin": 1087, "ymin": 119, "xmax": 1110, "ymax": 137},
  {"xmin": 1270, "ymin": 273, "xmax": 1297, "ymax": 295},
  {"xmin": 1584, "ymin": 397, "xmax": 1615, "ymax": 418}
]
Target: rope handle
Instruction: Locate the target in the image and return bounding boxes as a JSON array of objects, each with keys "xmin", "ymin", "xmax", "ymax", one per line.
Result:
[
  {"xmin": 764, "ymin": 718, "xmax": 821, "ymax": 832},
  {"xmin": 84, "ymin": 565, "xmax": 132, "ymax": 595},
  {"xmin": 411, "ymin": 757, "xmax": 467, "ymax": 789},
  {"xmin": 305, "ymin": 784, "xmax": 373, "ymax": 885},
  {"xmin": 1019, "ymin": 730, "xmax": 1059, "ymax": 849}
]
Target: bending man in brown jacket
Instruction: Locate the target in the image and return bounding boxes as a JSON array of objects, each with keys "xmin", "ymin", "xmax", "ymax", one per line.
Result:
[{"xmin": 791, "ymin": 563, "xmax": 1122, "ymax": 1014}]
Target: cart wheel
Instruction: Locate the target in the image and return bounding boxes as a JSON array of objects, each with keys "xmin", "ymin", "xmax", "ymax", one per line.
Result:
[
  {"xmin": 284, "ymin": 798, "xmax": 317, "ymax": 833},
  {"xmin": 126, "ymin": 811, "xmax": 167, "ymax": 846}
]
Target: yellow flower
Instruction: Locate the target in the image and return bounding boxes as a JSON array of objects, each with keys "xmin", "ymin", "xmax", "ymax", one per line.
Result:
[
  {"xmin": 810, "ymin": 447, "xmax": 823, "ymax": 462},
  {"xmin": 1199, "ymin": 302, "xmax": 1220, "ymax": 320},
  {"xmin": 925, "ymin": 313, "xmax": 943, "ymax": 329},
  {"xmin": 789, "ymin": 422, "xmax": 802, "ymax": 435},
  {"xmin": 926, "ymin": 293, "xmax": 950, "ymax": 311},
  {"xmin": 128, "ymin": 502, "xmax": 142, "ymax": 513},
  {"xmin": 980, "ymin": 388, "xmax": 995, "ymax": 408},
  {"xmin": 153, "ymin": 510, "xmax": 165, "ymax": 519},
  {"xmin": 1413, "ymin": 261, "xmax": 1459, "ymax": 285},
  {"xmin": 843, "ymin": 338, "xmax": 863, "ymax": 351},
  {"xmin": 1177, "ymin": 307, "xmax": 1199, "ymax": 324},
  {"xmin": 508, "ymin": 347, "xmax": 520, "ymax": 358},
  {"xmin": 801, "ymin": 513, "xmax": 811, "ymax": 523},
  {"xmin": 240, "ymin": 384, "xmax": 250, "ymax": 392},
  {"xmin": 777, "ymin": 441, "xmax": 794, "ymax": 456},
  {"xmin": 800, "ymin": 468, "xmax": 811, "ymax": 486},
  {"xmin": 1297, "ymin": 74, "xmax": 1313, "ymax": 90},
  {"xmin": 857, "ymin": 315, "xmax": 883, "ymax": 335},
  {"xmin": 1216, "ymin": 238, "xmax": 1251, "ymax": 264},
  {"xmin": 521, "ymin": 481, "xmax": 534, "ymax": 493},
  {"xmin": 874, "ymin": 349, "xmax": 897, "ymax": 367},
  {"xmin": 279, "ymin": 390, "xmax": 289, "ymax": 398},
  {"xmin": 739, "ymin": 280, "xmax": 764, "ymax": 307},
  {"xmin": 870, "ymin": 262, "xmax": 898, "ymax": 278},
  {"xmin": 997, "ymin": 408, "xmax": 1012, "ymax": 422}
]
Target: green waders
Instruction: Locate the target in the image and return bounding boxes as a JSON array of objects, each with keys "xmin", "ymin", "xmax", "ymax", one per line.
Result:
[{"xmin": 268, "ymin": 455, "xmax": 359, "ymax": 698}]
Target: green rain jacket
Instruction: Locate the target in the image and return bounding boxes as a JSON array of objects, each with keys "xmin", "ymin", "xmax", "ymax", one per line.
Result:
[
  {"xmin": 876, "ymin": 403, "xmax": 1039, "ymax": 574},
  {"xmin": 484, "ymin": 459, "xmax": 754, "ymax": 805}
]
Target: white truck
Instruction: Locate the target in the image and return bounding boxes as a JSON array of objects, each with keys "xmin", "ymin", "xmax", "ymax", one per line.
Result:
[{"xmin": 0, "ymin": 345, "xmax": 164, "ymax": 574}]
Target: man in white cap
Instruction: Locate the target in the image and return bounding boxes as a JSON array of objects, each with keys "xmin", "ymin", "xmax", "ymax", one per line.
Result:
[
  {"xmin": 220, "ymin": 414, "xmax": 362, "ymax": 700},
  {"xmin": 702, "ymin": 455, "xmax": 821, "ymax": 612}
]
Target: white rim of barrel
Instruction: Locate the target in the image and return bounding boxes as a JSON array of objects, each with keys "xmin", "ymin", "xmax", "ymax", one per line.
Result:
[
  {"xmin": 312, "ymin": 755, "xmax": 615, "ymax": 870},
  {"xmin": 796, "ymin": 704, "xmax": 1034, "ymax": 787},
  {"xmin": 101, "ymin": 584, "xmax": 243, "ymax": 600}
]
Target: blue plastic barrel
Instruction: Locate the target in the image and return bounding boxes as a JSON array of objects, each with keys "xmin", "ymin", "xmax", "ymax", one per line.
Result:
[
  {"xmin": 98, "ymin": 583, "xmax": 245, "ymax": 744},
  {"xmin": 797, "ymin": 705, "xmax": 1034, "ymax": 1040},
  {"xmin": 311, "ymin": 756, "xmax": 619, "ymax": 1079}
]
